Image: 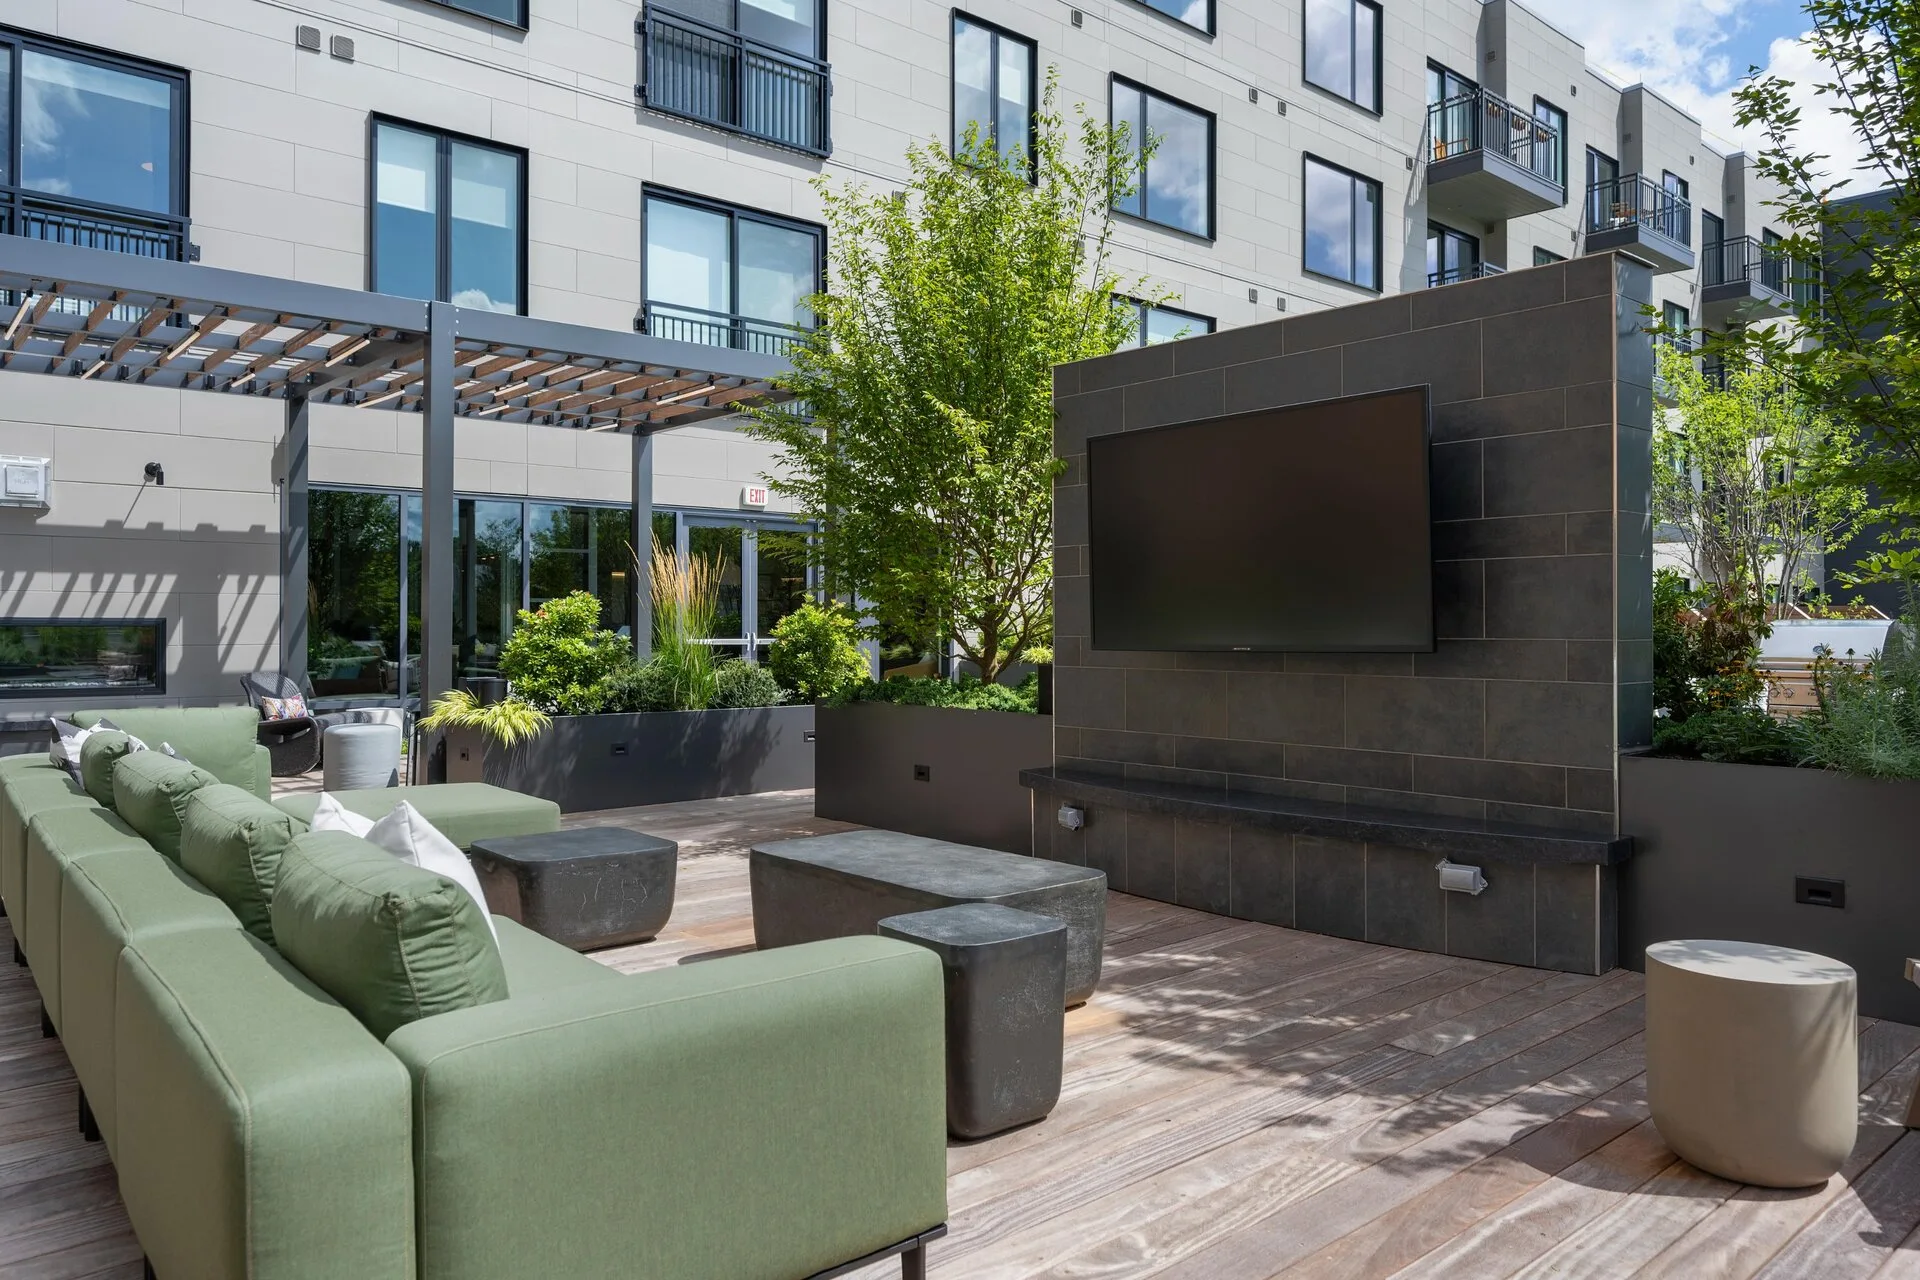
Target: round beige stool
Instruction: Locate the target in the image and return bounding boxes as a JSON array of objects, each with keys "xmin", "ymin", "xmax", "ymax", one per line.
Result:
[{"xmin": 1645, "ymin": 940, "xmax": 1857, "ymax": 1188}]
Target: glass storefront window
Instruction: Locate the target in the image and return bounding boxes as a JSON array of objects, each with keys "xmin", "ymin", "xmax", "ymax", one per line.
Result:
[
  {"xmin": 688, "ymin": 524, "xmax": 746, "ymax": 644},
  {"xmin": 310, "ymin": 491, "xmax": 401, "ymax": 696},
  {"xmin": 458, "ymin": 500, "xmax": 523, "ymax": 679},
  {"xmin": 756, "ymin": 528, "xmax": 810, "ymax": 657}
]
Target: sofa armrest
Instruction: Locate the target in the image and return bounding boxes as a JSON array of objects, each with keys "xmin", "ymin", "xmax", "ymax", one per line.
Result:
[
  {"xmin": 385, "ymin": 935, "xmax": 948, "ymax": 1280},
  {"xmin": 249, "ymin": 743, "xmax": 272, "ymax": 799}
]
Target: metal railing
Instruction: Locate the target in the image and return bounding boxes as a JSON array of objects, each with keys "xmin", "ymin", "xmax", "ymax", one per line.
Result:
[
  {"xmin": 1426, "ymin": 87, "xmax": 1565, "ymax": 188},
  {"xmin": 640, "ymin": 6, "xmax": 831, "ymax": 157},
  {"xmin": 1702, "ymin": 236, "xmax": 1818, "ymax": 305},
  {"xmin": 1585, "ymin": 173, "xmax": 1691, "ymax": 246},
  {"xmin": 0, "ymin": 187, "xmax": 190, "ymax": 261},
  {"xmin": 1426, "ymin": 261, "xmax": 1506, "ymax": 288},
  {"xmin": 640, "ymin": 301, "xmax": 810, "ymax": 355}
]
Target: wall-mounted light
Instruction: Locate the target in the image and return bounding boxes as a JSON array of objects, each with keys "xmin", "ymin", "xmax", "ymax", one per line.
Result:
[{"xmin": 143, "ymin": 462, "xmax": 165, "ymax": 487}]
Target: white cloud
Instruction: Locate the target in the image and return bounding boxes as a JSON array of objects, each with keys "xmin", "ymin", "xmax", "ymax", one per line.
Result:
[{"xmin": 1522, "ymin": 0, "xmax": 1877, "ymax": 188}]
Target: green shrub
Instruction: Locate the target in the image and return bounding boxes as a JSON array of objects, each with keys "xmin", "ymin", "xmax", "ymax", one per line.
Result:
[
  {"xmin": 1652, "ymin": 569, "xmax": 1769, "ymax": 722},
  {"xmin": 498, "ymin": 591, "xmax": 631, "ymax": 716},
  {"xmin": 710, "ymin": 659, "xmax": 788, "ymax": 709},
  {"xmin": 844, "ymin": 674, "xmax": 1038, "ymax": 714},
  {"xmin": 768, "ymin": 602, "xmax": 870, "ymax": 702},
  {"xmin": 598, "ymin": 660, "xmax": 675, "ymax": 714},
  {"xmin": 1652, "ymin": 705, "xmax": 1796, "ymax": 766},
  {"xmin": 1786, "ymin": 629, "xmax": 1920, "ymax": 778}
]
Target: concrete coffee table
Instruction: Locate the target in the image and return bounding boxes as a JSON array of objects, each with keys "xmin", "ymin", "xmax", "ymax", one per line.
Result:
[
  {"xmin": 749, "ymin": 830, "xmax": 1107, "ymax": 1005},
  {"xmin": 469, "ymin": 826, "xmax": 677, "ymax": 951}
]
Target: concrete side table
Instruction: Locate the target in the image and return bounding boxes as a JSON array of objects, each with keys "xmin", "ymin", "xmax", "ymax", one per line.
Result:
[
  {"xmin": 1646, "ymin": 939, "xmax": 1858, "ymax": 1187},
  {"xmin": 879, "ymin": 903, "xmax": 1066, "ymax": 1140},
  {"xmin": 322, "ymin": 722, "xmax": 402, "ymax": 791},
  {"xmin": 469, "ymin": 826, "xmax": 678, "ymax": 951}
]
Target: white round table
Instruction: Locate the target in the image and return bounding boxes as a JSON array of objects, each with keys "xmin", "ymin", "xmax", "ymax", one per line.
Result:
[{"xmin": 1645, "ymin": 939, "xmax": 1857, "ymax": 1187}]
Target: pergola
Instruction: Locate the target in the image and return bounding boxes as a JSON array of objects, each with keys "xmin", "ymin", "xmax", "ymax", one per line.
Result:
[{"xmin": 0, "ymin": 236, "xmax": 792, "ymax": 710}]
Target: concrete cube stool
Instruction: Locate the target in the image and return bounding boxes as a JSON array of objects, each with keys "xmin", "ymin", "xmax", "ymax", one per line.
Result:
[
  {"xmin": 1646, "ymin": 939, "xmax": 1858, "ymax": 1187},
  {"xmin": 879, "ymin": 903, "xmax": 1066, "ymax": 1140},
  {"xmin": 469, "ymin": 826, "xmax": 677, "ymax": 951},
  {"xmin": 322, "ymin": 722, "xmax": 402, "ymax": 791}
]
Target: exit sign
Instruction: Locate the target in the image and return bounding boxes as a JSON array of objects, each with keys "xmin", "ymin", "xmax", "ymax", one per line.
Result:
[{"xmin": 742, "ymin": 484, "xmax": 769, "ymax": 508}]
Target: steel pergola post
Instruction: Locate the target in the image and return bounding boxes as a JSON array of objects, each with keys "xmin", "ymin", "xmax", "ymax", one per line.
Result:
[{"xmin": 420, "ymin": 299, "xmax": 456, "ymax": 716}]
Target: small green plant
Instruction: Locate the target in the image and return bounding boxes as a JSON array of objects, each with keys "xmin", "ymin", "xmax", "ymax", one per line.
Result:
[
  {"xmin": 598, "ymin": 660, "xmax": 674, "ymax": 713},
  {"xmin": 649, "ymin": 544, "xmax": 723, "ymax": 712},
  {"xmin": 1651, "ymin": 569, "xmax": 1769, "ymax": 723},
  {"xmin": 843, "ymin": 674, "xmax": 1039, "ymax": 714},
  {"xmin": 767, "ymin": 602, "xmax": 870, "ymax": 702},
  {"xmin": 416, "ymin": 689, "xmax": 552, "ymax": 747},
  {"xmin": 498, "ymin": 591, "xmax": 631, "ymax": 716},
  {"xmin": 1787, "ymin": 626, "xmax": 1920, "ymax": 778},
  {"xmin": 1652, "ymin": 704, "xmax": 1795, "ymax": 767},
  {"xmin": 710, "ymin": 659, "xmax": 788, "ymax": 709}
]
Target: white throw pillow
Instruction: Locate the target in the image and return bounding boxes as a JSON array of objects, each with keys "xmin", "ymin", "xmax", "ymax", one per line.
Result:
[
  {"xmin": 365, "ymin": 801, "xmax": 498, "ymax": 940},
  {"xmin": 49, "ymin": 719, "xmax": 94, "ymax": 780},
  {"xmin": 310, "ymin": 792, "xmax": 375, "ymax": 837}
]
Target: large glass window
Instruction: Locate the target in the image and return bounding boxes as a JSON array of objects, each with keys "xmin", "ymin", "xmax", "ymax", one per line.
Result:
[
  {"xmin": 1304, "ymin": 0, "xmax": 1380, "ymax": 112},
  {"xmin": 310, "ymin": 491, "xmax": 403, "ymax": 696},
  {"xmin": 1303, "ymin": 156, "xmax": 1380, "ymax": 290},
  {"xmin": 1426, "ymin": 223, "xmax": 1479, "ymax": 288},
  {"xmin": 371, "ymin": 119, "xmax": 524, "ymax": 314},
  {"xmin": 425, "ymin": 0, "xmax": 525, "ymax": 26},
  {"xmin": 1533, "ymin": 246, "xmax": 1567, "ymax": 267},
  {"xmin": 641, "ymin": 0, "xmax": 828, "ymax": 155},
  {"xmin": 1133, "ymin": 0, "xmax": 1212, "ymax": 33},
  {"xmin": 1118, "ymin": 297, "xmax": 1215, "ymax": 347},
  {"xmin": 0, "ymin": 621, "xmax": 163, "ymax": 698},
  {"xmin": 1532, "ymin": 98, "xmax": 1568, "ymax": 187},
  {"xmin": 952, "ymin": 14, "xmax": 1035, "ymax": 166},
  {"xmin": 1111, "ymin": 79, "xmax": 1213, "ymax": 239},
  {"xmin": 1585, "ymin": 147, "xmax": 1620, "ymax": 232},
  {"xmin": 644, "ymin": 190, "xmax": 822, "ymax": 354},
  {"xmin": 0, "ymin": 33, "xmax": 186, "ymax": 258}
]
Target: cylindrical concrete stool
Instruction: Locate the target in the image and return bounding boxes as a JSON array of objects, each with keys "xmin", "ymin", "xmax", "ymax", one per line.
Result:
[
  {"xmin": 1646, "ymin": 940, "xmax": 1857, "ymax": 1187},
  {"xmin": 322, "ymin": 722, "xmax": 402, "ymax": 791}
]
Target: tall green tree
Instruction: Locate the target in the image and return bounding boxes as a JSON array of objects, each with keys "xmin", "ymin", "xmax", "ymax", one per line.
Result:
[
  {"xmin": 1722, "ymin": 0, "xmax": 1920, "ymax": 581},
  {"xmin": 749, "ymin": 76, "xmax": 1153, "ymax": 684}
]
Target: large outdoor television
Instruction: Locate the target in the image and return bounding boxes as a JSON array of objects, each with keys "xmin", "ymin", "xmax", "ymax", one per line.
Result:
[{"xmin": 1087, "ymin": 386, "xmax": 1433, "ymax": 652}]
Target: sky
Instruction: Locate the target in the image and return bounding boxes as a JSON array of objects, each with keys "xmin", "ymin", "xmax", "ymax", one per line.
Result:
[{"xmin": 1523, "ymin": 0, "xmax": 1879, "ymax": 190}]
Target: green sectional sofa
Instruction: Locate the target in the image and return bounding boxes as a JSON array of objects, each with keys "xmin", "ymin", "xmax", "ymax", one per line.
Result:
[{"xmin": 0, "ymin": 710, "xmax": 948, "ymax": 1280}]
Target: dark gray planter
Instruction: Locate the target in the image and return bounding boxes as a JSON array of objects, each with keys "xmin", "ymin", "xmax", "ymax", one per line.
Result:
[
  {"xmin": 1620, "ymin": 752, "xmax": 1920, "ymax": 1023},
  {"xmin": 814, "ymin": 703, "xmax": 1053, "ymax": 855},
  {"xmin": 447, "ymin": 704, "xmax": 814, "ymax": 813}
]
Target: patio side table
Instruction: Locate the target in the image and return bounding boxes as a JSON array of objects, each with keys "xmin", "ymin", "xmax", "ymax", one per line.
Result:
[
  {"xmin": 879, "ymin": 903, "xmax": 1066, "ymax": 1140},
  {"xmin": 469, "ymin": 826, "xmax": 678, "ymax": 951}
]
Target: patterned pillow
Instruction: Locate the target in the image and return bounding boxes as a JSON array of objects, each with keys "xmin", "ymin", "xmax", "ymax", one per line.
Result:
[{"xmin": 260, "ymin": 694, "xmax": 308, "ymax": 721}]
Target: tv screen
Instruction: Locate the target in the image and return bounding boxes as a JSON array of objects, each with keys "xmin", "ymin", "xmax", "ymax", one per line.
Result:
[{"xmin": 1087, "ymin": 386, "xmax": 1433, "ymax": 652}]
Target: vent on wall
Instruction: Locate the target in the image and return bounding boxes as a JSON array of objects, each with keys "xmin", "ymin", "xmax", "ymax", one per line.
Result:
[
  {"xmin": 295, "ymin": 24, "xmax": 321, "ymax": 51},
  {"xmin": 0, "ymin": 456, "xmax": 51, "ymax": 508},
  {"xmin": 330, "ymin": 35, "xmax": 355, "ymax": 61},
  {"xmin": 1071, "ymin": 9, "xmax": 1084, "ymax": 27}
]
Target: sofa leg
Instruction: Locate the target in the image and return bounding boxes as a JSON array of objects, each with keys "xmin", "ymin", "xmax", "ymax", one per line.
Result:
[
  {"xmin": 900, "ymin": 1242, "xmax": 926, "ymax": 1280},
  {"xmin": 143, "ymin": 1259, "xmax": 156, "ymax": 1280},
  {"xmin": 40, "ymin": 1005, "xmax": 54, "ymax": 1040},
  {"xmin": 78, "ymin": 1090, "xmax": 100, "ymax": 1143},
  {"xmin": 12, "ymin": 939, "xmax": 23, "ymax": 967}
]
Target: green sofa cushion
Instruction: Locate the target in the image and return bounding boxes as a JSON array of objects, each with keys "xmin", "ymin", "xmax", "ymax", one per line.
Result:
[
  {"xmin": 273, "ymin": 783, "xmax": 560, "ymax": 852},
  {"xmin": 59, "ymin": 846, "xmax": 238, "ymax": 1152},
  {"xmin": 1, "ymin": 766, "xmax": 90, "ymax": 924},
  {"xmin": 494, "ymin": 917, "xmax": 621, "ymax": 998},
  {"xmin": 271, "ymin": 830, "xmax": 509, "ymax": 1041},
  {"xmin": 70, "ymin": 707, "xmax": 264, "ymax": 795},
  {"xmin": 114, "ymin": 927, "xmax": 414, "ymax": 1279},
  {"xmin": 113, "ymin": 751, "xmax": 219, "ymax": 863},
  {"xmin": 24, "ymin": 804, "xmax": 149, "ymax": 1027},
  {"xmin": 78, "ymin": 732, "xmax": 142, "ymax": 809},
  {"xmin": 180, "ymin": 785, "xmax": 297, "ymax": 945}
]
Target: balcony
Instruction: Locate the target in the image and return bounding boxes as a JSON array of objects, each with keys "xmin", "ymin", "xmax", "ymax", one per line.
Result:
[
  {"xmin": 638, "ymin": 6, "xmax": 831, "ymax": 158},
  {"xmin": 1427, "ymin": 262, "xmax": 1506, "ymax": 289},
  {"xmin": 640, "ymin": 301, "xmax": 810, "ymax": 357},
  {"xmin": 0, "ymin": 187, "xmax": 191, "ymax": 262},
  {"xmin": 1424, "ymin": 88, "xmax": 1566, "ymax": 222},
  {"xmin": 1584, "ymin": 173, "xmax": 1693, "ymax": 273},
  {"xmin": 1700, "ymin": 236, "xmax": 1805, "ymax": 324}
]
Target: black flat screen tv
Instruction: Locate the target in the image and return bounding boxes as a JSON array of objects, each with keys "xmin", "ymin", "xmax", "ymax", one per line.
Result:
[{"xmin": 1087, "ymin": 385, "xmax": 1433, "ymax": 652}]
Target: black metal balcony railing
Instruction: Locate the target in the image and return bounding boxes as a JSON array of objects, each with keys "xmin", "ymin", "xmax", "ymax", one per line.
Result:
[
  {"xmin": 640, "ymin": 301, "xmax": 810, "ymax": 356},
  {"xmin": 639, "ymin": 6, "xmax": 831, "ymax": 158},
  {"xmin": 1426, "ymin": 261, "xmax": 1506, "ymax": 288},
  {"xmin": 1585, "ymin": 173, "xmax": 1691, "ymax": 246},
  {"xmin": 1427, "ymin": 88, "xmax": 1565, "ymax": 187},
  {"xmin": 1, "ymin": 187, "xmax": 190, "ymax": 261},
  {"xmin": 1702, "ymin": 236, "xmax": 1819, "ymax": 306}
]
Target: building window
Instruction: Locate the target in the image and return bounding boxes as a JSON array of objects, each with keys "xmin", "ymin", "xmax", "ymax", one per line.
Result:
[
  {"xmin": 1111, "ymin": 79, "xmax": 1214, "ymax": 239},
  {"xmin": 0, "ymin": 620, "xmax": 164, "ymax": 698},
  {"xmin": 1425, "ymin": 223, "xmax": 1480, "ymax": 287},
  {"xmin": 643, "ymin": 189, "xmax": 823, "ymax": 355},
  {"xmin": 0, "ymin": 32, "xmax": 188, "ymax": 260},
  {"xmin": 952, "ymin": 14, "xmax": 1035, "ymax": 167},
  {"xmin": 640, "ymin": 0, "xmax": 830, "ymax": 156},
  {"xmin": 1118, "ymin": 297, "xmax": 1215, "ymax": 346},
  {"xmin": 1585, "ymin": 147, "xmax": 1619, "ymax": 231},
  {"xmin": 1303, "ymin": 156, "xmax": 1380, "ymax": 290},
  {"xmin": 370, "ymin": 119, "xmax": 524, "ymax": 314},
  {"xmin": 1304, "ymin": 0, "xmax": 1380, "ymax": 113},
  {"xmin": 1533, "ymin": 246, "xmax": 1566, "ymax": 266},
  {"xmin": 425, "ymin": 0, "xmax": 525, "ymax": 25},
  {"xmin": 1532, "ymin": 97, "xmax": 1568, "ymax": 187},
  {"xmin": 1132, "ymin": 0, "xmax": 1213, "ymax": 35},
  {"xmin": 1661, "ymin": 170, "xmax": 1692, "ymax": 245}
]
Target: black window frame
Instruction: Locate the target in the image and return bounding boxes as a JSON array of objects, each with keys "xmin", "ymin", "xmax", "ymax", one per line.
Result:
[
  {"xmin": 1425, "ymin": 221, "xmax": 1480, "ymax": 287},
  {"xmin": 1532, "ymin": 96, "xmax": 1569, "ymax": 189},
  {"xmin": 1116, "ymin": 295, "xmax": 1216, "ymax": 347},
  {"xmin": 1126, "ymin": 0, "xmax": 1216, "ymax": 37},
  {"xmin": 950, "ymin": 10, "xmax": 1038, "ymax": 177},
  {"xmin": 1533, "ymin": 246, "xmax": 1567, "ymax": 266},
  {"xmin": 367, "ymin": 115, "xmax": 528, "ymax": 316},
  {"xmin": 1303, "ymin": 0, "xmax": 1383, "ymax": 115},
  {"xmin": 0, "ymin": 618, "xmax": 166, "ymax": 700},
  {"xmin": 640, "ymin": 185, "xmax": 827, "ymax": 354},
  {"xmin": 1109, "ymin": 75, "xmax": 1217, "ymax": 241},
  {"xmin": 1702, "ymin": 210, "xmax": 1725, "ymax": 246},
  {"xmin": 0, "ymin": 27, "xmax": 191, "ymax": 260},
  {"xmin": 422, "ymin": 0, "xmax": 527, "ymax": 29},
  {"xmin": 1301, "ymin": 153, "xmax": 1382, "ymax": 292}
]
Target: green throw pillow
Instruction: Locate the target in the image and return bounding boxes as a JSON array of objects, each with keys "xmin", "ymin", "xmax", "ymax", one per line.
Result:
[
  {"xmin": 180, "ymin": 784, "xmax": 297, "ymax": 944},
  {"xmin": 270, "ymin": 830, "xmax": 509, "ymax": 1041},
  {"xmin": 78, "ymin": 732, "xmax": 142, "ymax": 809},
  {"xmin": 112, "ymin": 751, "xmax": 219, "ymax": 862}
]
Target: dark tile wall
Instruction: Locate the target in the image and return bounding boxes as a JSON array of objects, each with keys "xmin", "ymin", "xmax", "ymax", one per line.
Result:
[{"xmin": 1040, "ymin": 256, "xmax": 1653, "ymax": 975}]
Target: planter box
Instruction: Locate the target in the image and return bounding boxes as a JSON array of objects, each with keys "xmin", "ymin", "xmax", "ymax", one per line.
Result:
[
  {"xmin": 814, "ymin": 703, "xmax": 1053, "ymax": 855},
  {"xmin": 1620, "ymin": 752, "xmax": 1920, "ymax": 1023},
  {"xmin": 447, "ymin": 705, "xmax": 815, "ymax": 814}
]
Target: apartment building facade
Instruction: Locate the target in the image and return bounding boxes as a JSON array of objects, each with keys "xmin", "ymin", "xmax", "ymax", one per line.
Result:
[{"xmin": 0, "ymin": 0, "xmax": 1791, "ymax": 715}]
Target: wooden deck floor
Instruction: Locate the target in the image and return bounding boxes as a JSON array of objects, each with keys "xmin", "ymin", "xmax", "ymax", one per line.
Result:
[{"xmin": 5, "ymin": 789, "xmax": 1920, "ymax": 1277}]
